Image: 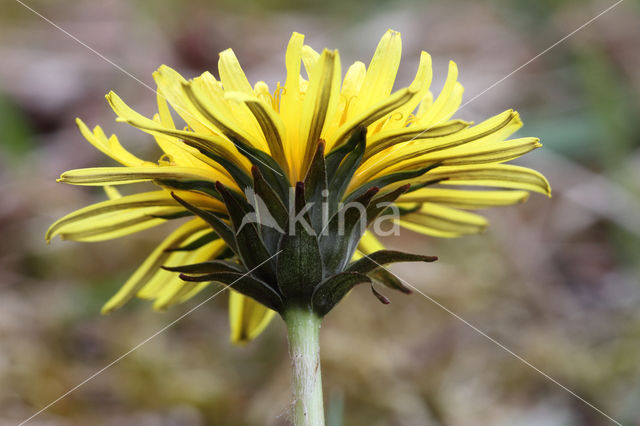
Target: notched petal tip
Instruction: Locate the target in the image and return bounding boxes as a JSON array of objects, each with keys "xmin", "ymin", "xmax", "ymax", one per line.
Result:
[
  {"xmin": 384, "ymin": 28, "xmax": 401, "ymax": 38},
  {"xmin": 321, "ymin": 48, "xmax": 336, "ymax": 58},
  {"xmin": 104, "ymin": 90, "xmax": 118, "ymax": 103},
  {"xmin": 44, "ymin": 225, "xmax": 58, "ymax": 244},
  {"xmin": 154, "ymin": 64, "xmax": 173, "ymax": 75},
  {"xmin": 219, "ymin": 47, "xmax": 235, "ymax": 57}
]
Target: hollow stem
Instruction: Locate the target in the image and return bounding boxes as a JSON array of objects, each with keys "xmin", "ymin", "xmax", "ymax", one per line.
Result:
[{"xmin": 284, "ymin": 307, "xmax": 325, "ymax": 426}]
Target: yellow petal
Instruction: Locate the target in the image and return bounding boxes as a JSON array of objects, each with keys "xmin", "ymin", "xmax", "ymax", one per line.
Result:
[
  {"xmin": 393, "ymin": 109, "xmax": 518, "ymax": 158},
  {"xmin": 176, "ymin": 281, "xmax": 212, "ymax": 304},
  {"xmin": 225, "ymin": 91, "xmax": 288, "ymax": 171},
  {"xmin": 399, "ymin": 202, "xmax": 488, "ymax": 237},
  {"xmin": 182, "ymin": 80, "xmax": 267, "ymax": 152},
  {"xmin": 282, "ymin": 32, "xmax": 305, "ymax": 104},
  {"xmin": 433, "ymin": 82, "xmax": 464, "ymax": 124},
  {"xmin": 298, "ymin": 49, "xmax": 341, "ymax": 178},
  {"xmin": 357, "ymin": 231, "xmax": 386, "ymax": 254},
  {"xmin": 415, "ymin": 91, "xmax": 433, "ymax": 118},
  {"xmin": 423, "ymin": 164, "xmax": 552, "ymax": 196},
  {"xmin": 424, "ymin": 137, "xmax": 542, "ymax": 166},
  {"xmin": 321, "ymin": 61, "xmax": 365, "ymax": 143},
  {"xmin": 280, "ymin": 32, "xmax": 305, "ymax": 178},
  {"xmin": 397, "ymin": 220, "xmax": 464, "ymax": 238},
  {"xmin": 355, "ymin": 110, "xmax": 520, "ymax": 183},
  {"xmin": 356, "ymin": 133, "xmax": 540, "ymax": 185},
  {"xmin": 301, "ymin": 45, "xmax": 320, "ymax": 78},
  {"xmin": 363, "ymin": 119, "xmax": 471, "ymax": 161},
  {"xmin": 137, "ymin": 229, "xmax": 214, "ymax": 300},
  {"xmin": 151, "ymin": 238, "xmax": 228, "ymax": 310},
  {"xmin": 76, "ymin": 119, "xmax": 149, "ymax": 167},
  {"xmin": 328, "ymin": 87, "xmax": 418, "ymax": 151},
  {"xmin": 154, "ymin": 94, "xmax": 211, "ymax": 169},
  {"xmin": 101, "ymin": 218, "xmax": 208, "ymax": 314},
  {"xmin": 254, "ymin": 81, "xmax": 272, "ymax": 102},
  {"xmin": 218, "ymin": 48, "xmax": 254, "ymax": 94},
  {"xmin": 58, "ymin": 166, "xmax": 230, "ymax": 187},
  {"xmin": 153, "ymin": 65, "xmax": 214, "ymax": 134},
  {"xmin": 52, "ymin": 212, "xmax": 173, "ymax": 242},
  {"xmin": 103, "ymin": 185, "xmax": 122, "ymax": 200},
  {"xmin": 342, "ymin": 61, "xmax": 366, "ymax": 98},
  {"xmin": 382, "ymin": 51, "xmax": 433, "ymax": 132},
  {"xmin": 106, "ymin": 91, "xmax": 247, "ymax": 176},
  {"xmin": 351, "ymin": 29, "xmax": 402, "ymax": 116},
  {"xmin": 400, "ymin": 137, "xmax": 541, "ymax": 174},
  {"xmin": 191, "ymin": 71, "xmax": 267, "ymax": 151},
  {"xmin": 229, "ymin": 292, "xmax": 276, "ymax": 345},
  {"xmin": 398, "ymin": 188, "xmax": 530, "ymax": 209},
  {"xmin": 46, "ymin": 190, "xmax": 222, "ymax": 242},
  {"xmin": 417, "ymin": 60, "xmax": 459, "ymax": 126}
]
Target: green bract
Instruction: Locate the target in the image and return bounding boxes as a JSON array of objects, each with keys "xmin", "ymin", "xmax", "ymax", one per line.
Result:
[{"xmin": 167, "ymin": 127, "xmax": 438, "ymax": 316}]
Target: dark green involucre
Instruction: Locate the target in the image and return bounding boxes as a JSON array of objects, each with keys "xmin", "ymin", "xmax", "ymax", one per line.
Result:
[{"xmin": 166, "ymin": 128, "xmax": 438, "ymax": 317}]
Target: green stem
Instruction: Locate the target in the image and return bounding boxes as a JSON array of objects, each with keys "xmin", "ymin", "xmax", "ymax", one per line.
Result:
[{"xmin": 284, "ymin": 307, "xmax": 325, "ymax": 426}]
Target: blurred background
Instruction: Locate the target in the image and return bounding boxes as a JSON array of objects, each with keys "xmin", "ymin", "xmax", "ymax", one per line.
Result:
[{"xmin": 1, "ymin": 0, "xmax": 639, "ymax": 424}]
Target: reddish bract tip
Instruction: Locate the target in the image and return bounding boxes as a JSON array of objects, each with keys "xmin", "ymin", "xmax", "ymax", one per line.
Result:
[
  {"xmin": 371, "ymin": 284, "xmax": 391, "ymax": 305},
  {"xmin": 214, "ymin": 181, "xmax": 226, "ymax": 193},
  {"xmin": 317, "ymin": 139, "xmax": 326, "ymax": 154},
  {"xmin": 170, "ymin": 191, "xmax": 186, "ymax": 205},
  {"xmin": 367, "ymin": 186, "xmax": 380, "ymax": 196},
  {"xmin": 179, "ymin": 273, "xmax": 197, "ymax": 282}
]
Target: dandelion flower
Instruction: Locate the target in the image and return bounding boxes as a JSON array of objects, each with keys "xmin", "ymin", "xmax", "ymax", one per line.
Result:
[{"xmin": 48, "ymin": 29, "xmax": 550, "ymax": 425}]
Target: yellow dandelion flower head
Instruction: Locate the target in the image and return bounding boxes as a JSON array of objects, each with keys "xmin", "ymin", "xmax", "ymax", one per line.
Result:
[{"xmin": 48, "ymin": 29, "xmax": 550, "ymax": 344}]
